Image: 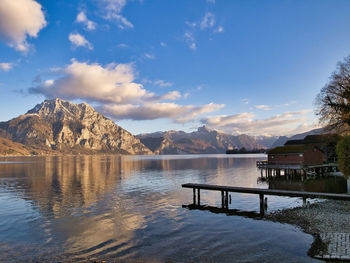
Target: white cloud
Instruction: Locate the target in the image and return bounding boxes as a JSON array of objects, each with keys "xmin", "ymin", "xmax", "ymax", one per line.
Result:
[
  {"xmin": 76, "ymin": 11, "xmax": 96, "ymax": 31},
  {"xmin": 214, "ymin": 26, "xmax": 224, "ymax": 33},
  {"xmin": 117, "ymin": 43, "xmax": 128, "ymax": 48},
  {"xmin": 146, "ymin": 91, "xmax": 182, "ymax": 102},
  {"xmin": 143, "ymin": 79, "xmax": 173, "ymax": 88},
  {"xmin": 100, "ymin": 102, "xmax": 224, "ymax": 123},
  {"xmin": 184, "ymin": 12, "xmax": 223, "ymax": 49},
  {"xmin": 144, "ymin": 53, "xmax": 155, "ymax": 59},
  {"xmin": 160, "ymin": 42, "xmax": 166, "ymax": 47},
  {"xmin": 31, "ymin": 60, "xmax": 149, "ymax": 104},
  {"xmin": 203, "ymin": 113, "xmax": 255, "ymax": 127},
  {"xmin": 101, "ymin": 0, "xmax": 133, "ymax": 29},
  {"xmin": 283, "ymin": 100, "xmax": 297, "ymax": 107},
  {"xmin": 30, "ymin": 60, "xmax": 224, "ymax": 123},
  {"xmin": 241, "ymin": 98, "xmax": 249, "ymax": 104},
  {"xmin": 185, "ymin": 21, "xmax": 197, "ymax": 28},
  {"xmin": 206, "ymin": 0, "xmax": 216, "ymax": 3},
  {"xmin": 184, "ymin": 32, "xmax": 196, "ymax": 50},
  {"xmin": 154, "ymin": 79, "xmax": 173, "ymax": 87},
  {"xmin": 255, "ymin": 105, "xmax": 272, "ymax": 111},
  {"xmin": 0, "ymin": 0, "xmax": 47, "ymax": 52},
  {"xmin": 201, "ymin": 110, "xmax": 313, "ymax": 136},
  {"xmin": 0, "ymin": 62, "xmax": 13, "ymax": 72},
  {"xmin": 200, "ymin": 12, "xmax": 215, "ymax": 30},
  {"xmin": 69, "ymin": 33, "xmax": 93, "ymax": 50}
]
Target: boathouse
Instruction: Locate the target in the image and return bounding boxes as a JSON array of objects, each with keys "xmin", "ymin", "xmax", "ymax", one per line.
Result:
[
  {"xmin": 257, "ymin": 135, "xmax": 337, "ymax": 177},
  {"xmin": 268, "ymin": 145, "xmax": 326, "ymax": 166},
  {"xmin": 283, "ymin": 134, "xmax": 340, "ymax": 163}
]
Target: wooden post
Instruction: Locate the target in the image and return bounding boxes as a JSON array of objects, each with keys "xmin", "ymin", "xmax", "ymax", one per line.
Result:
[
  {"xmin": 225, "ymin": 191, "xmax": 229, "ymax": 208},
  {"xmin": 259, "ymin": 193, "xmax": 264, "ymax": 216},
  {"xmin": 193, "ymin": 188, "xmax": 196, "ymax": 205},
  {"xmin": 197, "ymin": 188, "xmax": 200, "ymax": 205},
  {"xmin": 221, "ymin": 190, "xmax": 224, "ymax": 208},
  {"xmin": 303, "ymin": 197, "xmax": 307, "ymax": 207}
]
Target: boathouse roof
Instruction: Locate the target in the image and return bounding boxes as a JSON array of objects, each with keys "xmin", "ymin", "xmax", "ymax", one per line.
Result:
[
  {"xmin": 268, "ymin": 145, "xmax": 306, "ymax": 154},
  {"xmin": 284, "ymin": 134, "xmax": 340, "ymax": 146}
]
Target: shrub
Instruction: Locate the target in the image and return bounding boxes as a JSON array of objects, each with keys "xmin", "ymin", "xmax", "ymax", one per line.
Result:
[{"xmin": 336, "ymin": 136, "xmax": 350, "ymax": 178}]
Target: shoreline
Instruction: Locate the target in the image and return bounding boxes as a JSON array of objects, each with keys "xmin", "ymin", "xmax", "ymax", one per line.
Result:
[
  {"xmin": 265, "ymin": 200, "xmax": 350, "ymax": 235},
  {"xmin": 265, "ymin": 199, "xmax": 350, "ymax": 259}
]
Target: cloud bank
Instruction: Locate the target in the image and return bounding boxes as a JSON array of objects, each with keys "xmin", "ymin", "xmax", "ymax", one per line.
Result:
[
  {"xmin": 100, "ymin": 102, "xmax": 224, "ymax": 123},
  {"xmin": 30, "ymin": 60, "xmax": 223, "ymax": 122},
  {"xmin": 0, "ymin": 0, "xmax": 47, "ymax": 52},
  {"xmin": 201, "ymin": 110, "xmax": 314, "ymax": 136}
]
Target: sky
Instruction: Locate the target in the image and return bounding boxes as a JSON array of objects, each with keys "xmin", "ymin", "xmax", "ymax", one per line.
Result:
[{"xmin": 1, "ymin": 0, "xmax": 350, "ymax": 136}]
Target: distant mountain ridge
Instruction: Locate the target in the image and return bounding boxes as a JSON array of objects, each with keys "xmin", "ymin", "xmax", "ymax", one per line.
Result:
[
  {"xmin": 0, "ymin": 98, "xmax": 331, "ymax": 156},
  {"xmin": 254, "ymin": 135, "xmax": 280, "ymax": 148},
  {"xmin": 137, "ymin": 126, "xmax": 268, "ymax": 154},
  {"xmin": 270, "ymin": 128, "xmax": 325, "ymax": 148},
  {"xmin": 0, "ymin": 98, "xmax": 152, "ymax": 155}
]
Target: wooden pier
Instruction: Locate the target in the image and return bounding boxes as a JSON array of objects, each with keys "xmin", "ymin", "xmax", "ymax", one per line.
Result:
[{"xmin": 182, "ymin": 183, "xmax": 350, "ymax": 215}]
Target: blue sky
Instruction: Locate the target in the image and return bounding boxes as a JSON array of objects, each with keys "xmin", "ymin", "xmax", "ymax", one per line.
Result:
[{"xmin": 1, "ymin": 0, "xmax": 350, "ymax": 136}]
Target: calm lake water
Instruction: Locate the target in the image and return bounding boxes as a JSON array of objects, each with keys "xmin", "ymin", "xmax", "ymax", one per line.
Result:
[{"xmin": 0, "ymin": 154, "xmax": 334, "ymax": 262}]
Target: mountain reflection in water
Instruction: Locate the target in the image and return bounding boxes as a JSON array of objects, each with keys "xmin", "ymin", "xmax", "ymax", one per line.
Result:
[{"xmin": 0, "ymin": 155, "xmax": 320, "ymax": 262}]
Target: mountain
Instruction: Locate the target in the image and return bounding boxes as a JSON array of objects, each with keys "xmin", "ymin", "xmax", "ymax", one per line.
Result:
[
  {"xmin": 0, "ymin": 98, "xmax": 152, "ymax": 155},
  {"xmin": 137, "ymin": 126, "xmax": 265, "ymax": 154},
  {"xmin": 270, "ymin": 128, "xmax": 325, "ymax": 148},
  {"xmin": 0, "ymin": 137, "xmax": 32, "ymax": 156},
  {"xmin": 254, "ymin": 135, "xmax": 280, "ymax": 148}
]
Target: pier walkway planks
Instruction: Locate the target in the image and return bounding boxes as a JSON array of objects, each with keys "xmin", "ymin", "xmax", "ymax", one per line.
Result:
[{"xmin": 182, "ymin": 183, "xmax": 350, "ymax": 215}]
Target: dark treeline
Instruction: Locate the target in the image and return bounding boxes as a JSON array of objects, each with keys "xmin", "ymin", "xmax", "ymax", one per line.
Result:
[{"xmin": 226, "ymin": 148, "xmax": 266, "ymax": 154}]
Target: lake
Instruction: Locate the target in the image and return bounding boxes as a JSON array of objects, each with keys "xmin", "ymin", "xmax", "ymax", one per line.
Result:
[{"xmin": 0, "ymin": 154, "xmax": 334, "ymax": 262}]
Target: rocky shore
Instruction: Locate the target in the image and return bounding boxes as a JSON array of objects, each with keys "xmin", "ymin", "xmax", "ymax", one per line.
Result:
[
  {"xmin": 265, "ymin": 200, "xmax": 350, "ymax": 234},
  {"xmin": 265, "ymin": 200, "xmax": 350, "ymax": 260}
]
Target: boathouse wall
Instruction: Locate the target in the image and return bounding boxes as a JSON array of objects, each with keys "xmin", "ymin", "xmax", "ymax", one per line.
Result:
[
  {"xmin": 268, "ymin": 153, "xmax": 304, "ymax": 165},
  {"xmin": 268, "ymin": 148, "xmax": 326, "ymax": 166},
  {"xmin": 303, "ymin": 148, "xmax": 326, "ymax": 165}
]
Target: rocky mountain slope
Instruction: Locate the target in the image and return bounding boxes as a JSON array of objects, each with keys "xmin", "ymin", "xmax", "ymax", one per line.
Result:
[
  {"xmin": 0, "ymin": 137, "xmax": 33, "ymax": 156},
  {"xmin": 137, "ymin": 126, "xmax": 266, "ymax": 154},
  {"xmin": 0, "ymin": 98, "xmax": 152, "ymax": 155}
]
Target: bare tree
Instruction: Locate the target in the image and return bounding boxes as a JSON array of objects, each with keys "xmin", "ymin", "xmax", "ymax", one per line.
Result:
[{"xmin": 315, "ymin": 56, "xmax": 350, "ymax": 131}]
